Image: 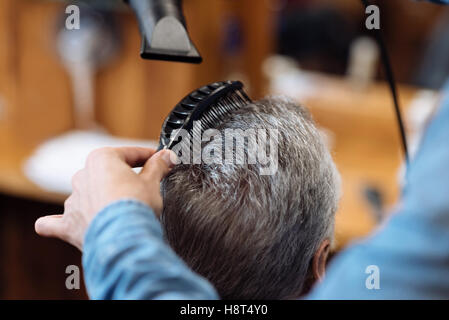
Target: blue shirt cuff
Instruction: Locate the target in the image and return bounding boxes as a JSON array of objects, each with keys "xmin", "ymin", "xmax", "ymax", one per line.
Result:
[{"xmin": 82, "ymin": 199, "xmax": 218, "ymax": 300}]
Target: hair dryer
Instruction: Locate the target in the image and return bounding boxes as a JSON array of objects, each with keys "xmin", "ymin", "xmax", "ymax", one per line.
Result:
[{"xmin": 125, "ymin": 0, "xmax": 202, "ymax": 63}]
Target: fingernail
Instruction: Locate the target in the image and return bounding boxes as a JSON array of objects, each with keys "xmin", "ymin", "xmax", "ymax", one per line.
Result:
[{"xmin": 161, "ymin": 150, "xmax": 178, "ymax": 167}]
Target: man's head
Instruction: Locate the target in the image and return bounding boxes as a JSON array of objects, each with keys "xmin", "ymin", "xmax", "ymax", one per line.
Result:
[{"xmin": 161, "ymin": 96, "xmax": 341, "ymax": 299}]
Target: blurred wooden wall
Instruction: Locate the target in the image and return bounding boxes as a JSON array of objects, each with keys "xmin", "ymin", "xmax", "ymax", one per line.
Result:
[
  {"xmin": 326, "ymin": 0, "xmax": 446, "ymax": 83},
  {"xmin": 0, "ymin": 0, "xmax": 274, "ymax": 150}
]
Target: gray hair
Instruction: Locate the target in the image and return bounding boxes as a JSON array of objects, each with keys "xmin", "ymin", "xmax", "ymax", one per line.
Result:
[{"xmin": 161, "ymin": 96, "xmax": 341, "ymax": 299}]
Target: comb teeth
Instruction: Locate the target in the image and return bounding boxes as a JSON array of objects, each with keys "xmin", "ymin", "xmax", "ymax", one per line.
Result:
[
  {"xmin": 200, "ymin": 91, "xmax": 246, "ymax": 130},
  {"xmin": 158, "ymin": 81, "xmax": 252, "ymax": 151}
]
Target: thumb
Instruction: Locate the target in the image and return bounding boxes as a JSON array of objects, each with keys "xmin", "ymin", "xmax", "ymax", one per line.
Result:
[
  {"xmin": 140, "ymin": 149, "xmax": 177, "ymax": 182},
  {"xmin": 35, "ymin": 215, "xmax": 66, "ymax": 239}
]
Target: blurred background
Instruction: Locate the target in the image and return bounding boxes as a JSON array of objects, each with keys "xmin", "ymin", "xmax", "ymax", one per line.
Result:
[{"xmin": 0, "ymin": 0, "xmax": 448, "ymax": 299}]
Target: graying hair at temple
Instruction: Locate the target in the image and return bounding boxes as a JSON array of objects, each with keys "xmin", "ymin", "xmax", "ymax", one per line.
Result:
[{"xmin": 161, "ymin": 96, "xmax": 341, "ymax": 299}]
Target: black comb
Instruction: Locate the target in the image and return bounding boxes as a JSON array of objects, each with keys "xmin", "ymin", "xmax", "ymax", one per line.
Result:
[{"xmin": 158, "ymin": 81, "xmax": 252, "ymax": 151}]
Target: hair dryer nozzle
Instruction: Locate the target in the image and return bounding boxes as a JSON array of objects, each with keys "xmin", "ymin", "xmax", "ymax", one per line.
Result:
[{"xmin": 126, "ymin": 0, "xmax": 202, "ymax": 63}]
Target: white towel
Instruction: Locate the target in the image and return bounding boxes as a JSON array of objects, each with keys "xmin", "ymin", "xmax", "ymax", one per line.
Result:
[{"xmin": 24, "ymin": 130, "xmax": 158, "ymax": 194}]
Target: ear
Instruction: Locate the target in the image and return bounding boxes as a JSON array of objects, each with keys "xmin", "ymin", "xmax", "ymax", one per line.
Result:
[{"xmin": 312, "ymin": 239, "xmax": 331, "ymax": 282}]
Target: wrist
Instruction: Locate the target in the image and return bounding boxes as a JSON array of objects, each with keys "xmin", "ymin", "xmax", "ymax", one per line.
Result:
[{"xmin": 83, "ymin": 199, "xmax": 154, "ymax": 248}]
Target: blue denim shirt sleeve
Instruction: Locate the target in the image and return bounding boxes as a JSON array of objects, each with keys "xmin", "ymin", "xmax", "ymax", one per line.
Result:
[
  {"xmin": 82, "ymin": 200, "xmax": 219, "ymax": 300},
  {"xmin": 308, "ymin": 80, "xmax": 449, "ymax": 299}
]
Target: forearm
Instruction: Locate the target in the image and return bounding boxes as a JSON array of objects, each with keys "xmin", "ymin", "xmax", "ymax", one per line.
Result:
[
  {"xmin": 308, "ymin": 81, "xmax": 449, "ymax": 299},
  {"xmin": 82, "ymin": 200, "xmax": 219, "ymax": 300}
]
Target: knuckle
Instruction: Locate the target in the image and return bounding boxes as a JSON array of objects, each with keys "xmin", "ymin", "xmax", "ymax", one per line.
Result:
[
  {"xmin": 87, "ymin": 147, "xmax": 112, "ymax": 164},
  {"xmin": 86, "ymin": 152, "xmax": 97, "ymax": 165},
  {"xmin": 64, "ymin": 197, "xmax": 73, "ymax": 210},
  {"xmin": 71, "ymin": 170, "xmax": 82, "ymax": 188}
]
